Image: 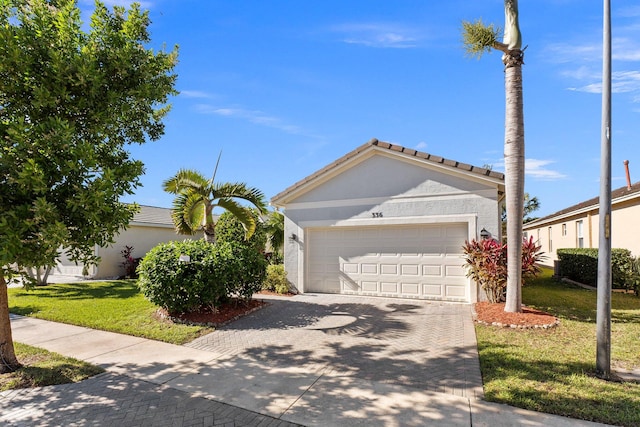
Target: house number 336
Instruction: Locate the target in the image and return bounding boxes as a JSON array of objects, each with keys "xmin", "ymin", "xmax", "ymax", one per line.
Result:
[{"xmin": 372, "ymin": 212, "xmax": 383, "ymax": 218}]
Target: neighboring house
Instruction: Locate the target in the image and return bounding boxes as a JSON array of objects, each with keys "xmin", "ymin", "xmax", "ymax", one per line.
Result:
[
  {"xmin": 52, "ymin": 205, "xmax": 197, "ymax": 279},
  {"xmin": 523, "ymin": 181, "xmax": 640, "ymax": 267},
  {"xmin": 271, "ymin": 139, "xmax": 505, "ymax": 303}
]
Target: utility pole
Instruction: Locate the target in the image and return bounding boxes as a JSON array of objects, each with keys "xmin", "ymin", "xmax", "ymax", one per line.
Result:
[{"xmin": 596, "ymin": 0, "xmax": 612, "ymax": 379}]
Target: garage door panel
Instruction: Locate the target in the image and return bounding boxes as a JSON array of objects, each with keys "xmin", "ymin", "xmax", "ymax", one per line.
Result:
[
  {"xmin": 362, "ymin": 281, "xmax": 378, "ymax": 292},
  {"xmin": 401, "ymin": 264, "xmax": 420, "ymax": 275},
  {"xmin": 381, "ymin": 264, "xmax": 399, "ymax": 275},
  {"xmin": 445, "ymin": 284, "xmax": 467, "ymax": 297},
  {"xmin": 381, "ymin": 281, "xmax": 400, "ymax": 293},
  {"xmin": 361, "ymin": 263, "xmax": 378, "ymax": 274},
  {"xmin": 342, "ymin": 263, "xmax": 359, "ymax": 274},
  {"xmin": 445, "ymin": 265, "xmax": 466, "ymax": 277},
  {"xmin": 306, "ymin": 224, "xmax": 469, "ymax": 301},
  {"xmin": 401, "ymin": 282, "xmax": 420, "ymax": 295},
  {"xmin": 423, "ymin": 265, "xmax": 442, "ymax": 276},
  {"xmin": 423, "ymin": 284, "xmax": 444, "ymax": 297}
]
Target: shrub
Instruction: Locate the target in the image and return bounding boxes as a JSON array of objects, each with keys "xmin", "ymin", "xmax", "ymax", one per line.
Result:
[
  {"xmin": 136, "ymin": 238, "xmax": 268, "ymax": 313},
  {"xmin": 463, "ymin": 238, "xmax": 506, "ymax": 303},
  {"xmin": 215, "ymin": 210, "xmax": 266, "ymax": 252},
  {"xmin": 136, "ymin": 240, "xmax": 227, "ymax": 314},
  {"xmin": 263, "ymin": 264, "xmax": 289, "ymax": 294},
  {"xmin": 557, "ymin": 248, "xmax": 635, "ymax": 291},
  {"xmin": 629, "ymin": 257, "xmax": 640, "ymax": 296},
  {"xmin": 224, "ymin": 242, "xmax": 267, "ymax": 302},
  {"xmin": 462, "ymin": 236, "xmax": 544, "ymax": 303}
]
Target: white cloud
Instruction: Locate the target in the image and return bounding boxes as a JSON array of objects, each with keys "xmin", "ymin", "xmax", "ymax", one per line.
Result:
[
  {"xmin": 180, "ymin": 90, "xmax": 213, "ymax": 99},
  {"xmin": 415, "ymin": 141, "xmax": 428, "ymax": 150},
  {"xmin": 195, "ymin": 104, "xmax": 319, "ymax": 137},
  {"xmin": 329, "ymin": 23, "xmax": 420, "ymax": 48},
  {"xmin": 567, "ymin": 70, "xmax": 640, "ymax": 96},
  {"xmin": 491, "ymin": 158, "xmax": 566, "ymax": 180},
  {"xmin": 525, "ymin": 159, "xmax": 567, "ymax": 180}
]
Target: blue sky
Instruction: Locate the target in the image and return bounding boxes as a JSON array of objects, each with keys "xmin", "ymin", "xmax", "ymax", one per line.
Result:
[{"xmin": 91, "ymin": 0, "xmax": 640, "ymax": 218}]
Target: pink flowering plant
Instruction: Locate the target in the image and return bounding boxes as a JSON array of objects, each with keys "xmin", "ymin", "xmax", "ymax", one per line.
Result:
[
  {"xmin": 463, "ymin": 236, "xmax": 543, "ymax": 303},
  {"xmin": 120, "ymin": 245, "xmax": 138, "ymax": 278}
]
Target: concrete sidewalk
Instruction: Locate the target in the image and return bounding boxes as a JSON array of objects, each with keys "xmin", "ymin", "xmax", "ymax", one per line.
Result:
[{"xmin": 3, "ymin": 301, "xmax": 616, "ymax": 426}]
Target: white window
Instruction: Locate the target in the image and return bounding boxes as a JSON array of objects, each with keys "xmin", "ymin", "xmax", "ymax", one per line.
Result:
[
  {"xmin": 562, "ymin": 223, "xmax": 567, "ymax": 236},
  {"xmin": 548, "ymin": 227, "xmax": 553, "ymax": 252},
  {"xmin": 577, "ymin": 220, "xmax": 584, "ymax": 248}
]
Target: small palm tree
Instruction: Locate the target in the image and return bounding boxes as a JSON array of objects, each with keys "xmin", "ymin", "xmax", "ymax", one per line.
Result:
[
  {"xmin": 163, "ymin": 169, "xmax": 266, "ymax": 244},
  {"xmin": 265, "ymin": 210, "xmax": 284, "ymax": 258}
]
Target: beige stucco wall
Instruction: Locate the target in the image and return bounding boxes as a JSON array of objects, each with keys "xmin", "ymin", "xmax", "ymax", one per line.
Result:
[
  {"xmin": 95, "ymin": 224, "xmax": 195, "ymax": 278},
  {"xmin": 523, "ymin": 198, "xmax": 640, "ymax": 266},
  {"xmin": 55, "ymin": 223, "xmax": 199, "ymax": 279}
]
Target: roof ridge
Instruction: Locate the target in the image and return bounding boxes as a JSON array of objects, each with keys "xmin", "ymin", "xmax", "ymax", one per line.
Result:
[
  {"xmin": 271, "ymin": 138, "xmax": 505, "ymax": 204},
  {"xmin": 526, "ymin": 180, "xmax": 640, "ymax": 225}
]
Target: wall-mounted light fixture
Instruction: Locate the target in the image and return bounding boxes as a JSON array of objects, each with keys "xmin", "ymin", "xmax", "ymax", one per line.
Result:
[
  {"xmin": 289, "ymin": 233, "xmax": 297, "ymax": 243},
  {"xmin": 480, "ymin": 228, "xmax": 491, "ymax": 240}
]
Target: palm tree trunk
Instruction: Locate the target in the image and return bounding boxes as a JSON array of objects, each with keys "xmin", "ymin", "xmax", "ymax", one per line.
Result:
[
  {"xmin": 203, "ymin": 227, "xmax": 216, "ymax": 244},
  {"xmin": 503, "ymin": 52, "xmax": 525, "ymax": 313},
  {"xmin": 0, "ymin": 275, "xmax": 21, "ymax": 373}
]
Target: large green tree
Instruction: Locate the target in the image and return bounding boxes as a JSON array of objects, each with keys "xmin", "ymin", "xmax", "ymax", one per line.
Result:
[
  {"xmin": 163, "ymin": 169, "xmax": 267, "ymax": 244},
  {"xmin": 463, "ymin": 0, "xmax": 525, "ymax": 312},
  {"xmin": 0, "ymin": 0, "xmax": 177, "ymax": 372}
]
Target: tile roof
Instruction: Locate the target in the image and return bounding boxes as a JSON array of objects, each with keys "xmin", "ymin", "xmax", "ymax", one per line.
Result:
[
  {"xmin": 131, "ymin": 205, "xmax": 174, "ymax": 226},
  {"xmin": 271, "ymin": 138, "xmax": 504, "ymax": 204},
  {"xmin": 524, "ymin": 181, "xmax": 640, "ymax": 227}
]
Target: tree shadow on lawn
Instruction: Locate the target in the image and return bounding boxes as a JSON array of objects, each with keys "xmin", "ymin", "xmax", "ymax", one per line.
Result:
[
  {"xmin": 9, "ymin": 281, "xmax": 139, "ymax": 301},
  {"xmin": 8, "ymin": 305, "xmax": 42, "ymax": 316},
  {"xmin": 479, "ymin": 343, "xmax": 640, "ymax": 426}
]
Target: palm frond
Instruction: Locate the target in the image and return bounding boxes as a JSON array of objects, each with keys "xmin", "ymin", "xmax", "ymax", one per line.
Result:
[
  {"xmin": 163, "ymin": 169, "xmax": 210, "ymax": 195},
  {"xmin": 183, "ymin": 191, "xmax": 206, "ymax": 230},
  {"xmin": 213, "ymin": 182, "xmax": 267, "ymax": 213},
  {"xmin": 171, "ymin": 193, "xmax": 198, "ymax": 235},
  {"xmin": 217, "ymin": 198, "xmax": 256, "ymax": 240},
  {"xmin": 266, "ymin": 210, "xmax": 284, "ymax": 253},
  {"xmin": 461, "ymin": 19, "xmax": 501, "ymax": 59}
]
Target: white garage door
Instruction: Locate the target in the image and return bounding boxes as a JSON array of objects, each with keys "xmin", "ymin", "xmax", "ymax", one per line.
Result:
[{"xmin": 306, "ymin": 223, "xmax": 469, "ymax": 302}]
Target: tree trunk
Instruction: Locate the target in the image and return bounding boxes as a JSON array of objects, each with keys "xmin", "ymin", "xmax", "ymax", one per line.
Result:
[
  {"xmin": 0, "ymin": 275, "xmax": 21, "ymax": 373},
  {"xmin": 503, "ymin": 52, "xmax": 525, "ymax": 313},
  {"xmin": 203, "ymin": 227, "xmax": 216, "ymax": 244}
]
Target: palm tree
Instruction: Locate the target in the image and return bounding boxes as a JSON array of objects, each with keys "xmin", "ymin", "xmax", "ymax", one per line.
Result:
[
  {"xmin": 462, "ymin": 0, "xmax": 525, "ymax": 313},
  {"xmin": 163, "ymin": 169, "xmax": 266, "ymax": 244},
  {"xmin": 265, "ymin": 210, "xmax": 284, "ymax": 260}
]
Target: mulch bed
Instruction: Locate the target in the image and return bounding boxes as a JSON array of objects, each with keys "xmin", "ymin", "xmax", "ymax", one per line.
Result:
[
  {"xmin": 474, "ymin": 301, "xmax": 560, "ymax": 329},
  {"xmin": 156, "ymin": 298, "xmax": 268, "ymax": 327}
]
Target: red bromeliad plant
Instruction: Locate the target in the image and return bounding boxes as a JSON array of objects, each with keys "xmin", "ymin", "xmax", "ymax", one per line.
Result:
[
  {"xmin": 463, "ymin": 236, "xmax": 543, "ymax": 303},
  {"xmin": 521, "ymin": 236, "xmax": 544, "ymax": 285}
]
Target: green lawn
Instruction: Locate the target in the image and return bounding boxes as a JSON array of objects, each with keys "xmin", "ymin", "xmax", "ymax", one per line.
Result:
[
  {"xmin": 476, "ymin": 267, "xmax": 640, "ymax": 427},
  {"xmin": 8, "ymin": 280, "xmax": 214, "ymax": 345},
  {"xmin": 0, "ymin": 342, "xmax": 104, "ymax": 391}
]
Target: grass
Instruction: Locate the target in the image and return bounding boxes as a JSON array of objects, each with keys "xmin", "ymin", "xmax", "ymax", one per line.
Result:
[
  {"xmin": 8, "ymin": 280, "xmax": 214, "ymax": 345},
  {"xmin": 476, "ymin": 267, "xmax": 640, "ymax": 426},
  {"xmin": 0, "ymin": 342, "xmax": 104, "ymax": 391}
]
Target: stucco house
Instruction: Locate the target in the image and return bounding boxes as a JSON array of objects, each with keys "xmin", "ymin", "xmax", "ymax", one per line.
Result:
[
  {"xmin": 52, "ymin": 205, "xmax": 196, "ymax": 279},
  {"xmin": 271, "ymin": 139, "xmax": 505, "ymax": 303},
  {"xmin": 523, "ymin": 181, "xmax": 640, "ymax": 267}
]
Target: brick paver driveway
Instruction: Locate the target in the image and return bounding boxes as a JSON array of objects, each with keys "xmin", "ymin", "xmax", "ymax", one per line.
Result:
[{"xmin": 187, "ymin": 294, "xmax": 483, "ymax": 399}]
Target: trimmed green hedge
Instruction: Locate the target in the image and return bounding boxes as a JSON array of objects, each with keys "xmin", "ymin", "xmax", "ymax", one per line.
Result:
[
  {"xmin": 136, "ymin": 239, "xmax": 266, "ymax": 314},
  {"xmin": 556, "ymin": 248, "xmax": 634, "ymax": 290}
]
